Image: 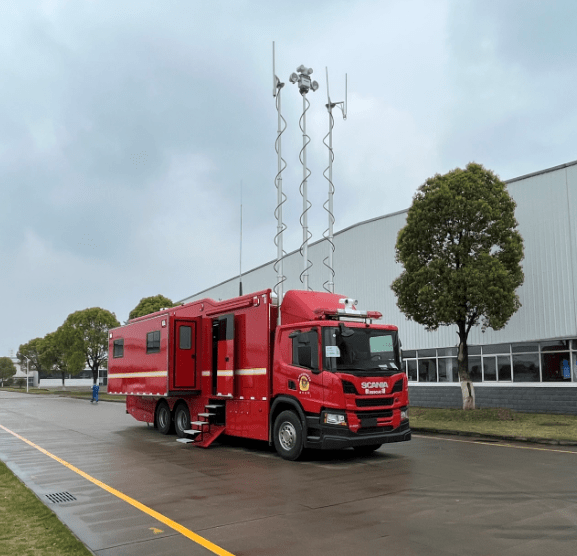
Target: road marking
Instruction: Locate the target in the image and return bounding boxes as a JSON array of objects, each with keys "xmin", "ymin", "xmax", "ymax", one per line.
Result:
[
  {"xmin": 413, "ymin": 433, "xmax": 577, "ymax": 454},
  {"xmin": 0, "ymin": 423, "xmax": 235, "ymax": 556}
]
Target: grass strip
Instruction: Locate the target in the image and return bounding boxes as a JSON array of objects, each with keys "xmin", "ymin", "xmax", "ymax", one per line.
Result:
[
  {"xmin": 0, "ymin": 460, "xmax": 92, "ymax": 556},
  {"xmin": 410, "ymin": 407, "xmax": 577, "ymax": 443}
]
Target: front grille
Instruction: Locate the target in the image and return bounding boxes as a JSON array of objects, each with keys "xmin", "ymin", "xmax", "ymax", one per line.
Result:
[
  {"xmin": 356, "ymin": 397, "xmax": 394, "ymax": 407},
  {"xmin": 357, "ymin": 409, "xmax": 393, "ymax": 419}
]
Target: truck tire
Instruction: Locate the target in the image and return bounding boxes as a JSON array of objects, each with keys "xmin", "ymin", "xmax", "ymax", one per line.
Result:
[
  {"xmin": 273, "ymin": 410, "xmax": 304, "ymax": 461},
  {"xmin": 156, "ymin": 401, "xmax": 173, "ymax": 435},
  {"xmin": 353, "ymin": 444, "xmax": 382, "ymax": 456},
  {"xmin": 174, "ymin": 403, "xmax": 191, "ymax": 438}
]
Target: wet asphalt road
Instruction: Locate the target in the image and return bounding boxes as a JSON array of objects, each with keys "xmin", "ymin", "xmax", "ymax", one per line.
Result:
[{"xmin": 1, "ymin": 390, "xmax": 577, "ymax": 556}]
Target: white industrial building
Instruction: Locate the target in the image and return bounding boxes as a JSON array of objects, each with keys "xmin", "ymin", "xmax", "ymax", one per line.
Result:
[{"xmin": 182, "ymin": 160, "xmax": 577, "ymax": 414}]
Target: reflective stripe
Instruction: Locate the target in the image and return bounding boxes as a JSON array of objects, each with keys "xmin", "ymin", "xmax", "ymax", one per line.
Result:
[
  {"xmin": 217, "ymin": 370, "xmax": 234, "ymax": 377},
  {"xmin": 109, "ymin": 371, "xmax": 167, "ymax": 379},
  {"xmin": 235, "ymin": 368, "xmax": 267, "ymax": 376},
  {"xmin": 201, "ymin": 371, "xmax": 211, "ymax": 376}
]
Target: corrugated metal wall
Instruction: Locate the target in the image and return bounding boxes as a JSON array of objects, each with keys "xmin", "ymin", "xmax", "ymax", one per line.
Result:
[{"xmin": 181, "ymin": 162, "xmax": 577, "ymax": 350}]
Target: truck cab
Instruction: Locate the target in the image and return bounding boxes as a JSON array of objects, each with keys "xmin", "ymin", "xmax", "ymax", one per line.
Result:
[{"xmin": 270, "ymin": 290, "xmax": 411, "ymax": 460}]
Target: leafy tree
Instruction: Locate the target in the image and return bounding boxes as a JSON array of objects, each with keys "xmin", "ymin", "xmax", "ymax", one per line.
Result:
[
  {"xmin": 129, "ymin": 295, "xmax": 176, "ymax": 320},
  {"xmin": 17, "ymin": 338, "xmax": 47, "ymax": 378},
  {"xmin": 0, "ymin": 357, "xmax": 16, "ymax": 386},
  {"xmin": 40, "ymin": 330, "xmax": 84, "ymax": 387},
  {"xmin": 391, "ymin": 163, "xmax": 524, "ymax": 409},
  {"xmin": 60, "ymin": 308, "xmax": 120, "ymax": 384}
]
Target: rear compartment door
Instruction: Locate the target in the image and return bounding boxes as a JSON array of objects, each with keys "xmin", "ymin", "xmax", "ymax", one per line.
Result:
[
  {"xmin": 213, "ymin": 314, "xmax": 235, "ymax": 397},
  {"xmin": 174, "ymin": 318, "xmax": 199, "ymax": 389}
]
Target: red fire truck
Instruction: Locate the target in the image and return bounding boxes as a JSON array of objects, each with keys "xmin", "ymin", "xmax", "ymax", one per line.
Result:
[{"xmin": 108, "ymin": 289, "xmax": 411, "ymax": 460}]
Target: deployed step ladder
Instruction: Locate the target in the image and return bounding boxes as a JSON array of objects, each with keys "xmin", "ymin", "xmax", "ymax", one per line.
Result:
[{"xmin": 176, "ymin": 402, "xmax": 226, "ymax": 448}]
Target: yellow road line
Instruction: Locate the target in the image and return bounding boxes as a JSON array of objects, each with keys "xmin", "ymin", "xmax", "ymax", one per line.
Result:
[
  {"xmin": 0, "ymin": 423, "xmax": 235, "ymax": 556},
  {"xmin": 413, "ymin": 433, "xmax": 577, "ymax": 454}
]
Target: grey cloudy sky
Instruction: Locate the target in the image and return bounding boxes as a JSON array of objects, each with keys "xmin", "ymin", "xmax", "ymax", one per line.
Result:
[{"xmin": 2, "ymin": 0, "xmax": 577, "ymax": 356}]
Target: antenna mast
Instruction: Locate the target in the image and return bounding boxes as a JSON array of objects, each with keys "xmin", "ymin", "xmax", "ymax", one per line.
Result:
[
  {"xmin": 323, "ymin": 69, "xmax": 347, "ymax": 293},
  {"xmin": 290, "ymin": 65, "xmax": 319, "ymax": 291},
  {"xmin": 239, "ymin": 180, "xmax": 243, "ymax": 296},
  {"xmin": 273, "ymin": 42, "xmax": 287, "ymax": 322}
]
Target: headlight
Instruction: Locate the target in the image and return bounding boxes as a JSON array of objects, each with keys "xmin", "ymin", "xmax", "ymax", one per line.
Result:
[
  {"xmin": 401, "ymin": 409, "xmax": 409, "ymax": 421},
  {"xmin": 323, "ymin": 412, "xmax": 347, "ymax": 426}
]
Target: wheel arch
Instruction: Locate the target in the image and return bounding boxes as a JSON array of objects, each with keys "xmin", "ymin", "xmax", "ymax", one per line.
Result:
[{"xmin": 269, "ymin": 395, "xmax": 306, "ymax": 444}]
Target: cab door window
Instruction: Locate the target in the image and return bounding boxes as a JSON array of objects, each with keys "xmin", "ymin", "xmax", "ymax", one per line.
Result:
[{"xmin": 291, "ymin": 330, "xmax": 319, "ymax": 371}]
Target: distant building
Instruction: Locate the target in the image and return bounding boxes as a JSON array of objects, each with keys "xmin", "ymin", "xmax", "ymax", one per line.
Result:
[{"xmin": 180, "ymin": 160, "xmax": 577, "ymax": 415}]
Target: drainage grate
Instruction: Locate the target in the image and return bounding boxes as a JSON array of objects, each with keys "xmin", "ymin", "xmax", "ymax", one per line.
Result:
[{"xmin": 45, "ymin": 492, "xmax": 77, "ymax": 504}]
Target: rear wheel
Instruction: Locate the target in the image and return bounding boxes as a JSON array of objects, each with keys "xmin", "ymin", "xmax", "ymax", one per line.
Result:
[
  {"xmin": 174, "ymin": 403, "xmax": 191, "ymax": 438},
  {"xmin": 155, "ymin": 402, "xmax": 173, "ymax": 435},
  {"xmin": 273, "ymin": 410, "xmax": 304, "ymax": 461},
  {"xmin": 353, "ymin": 444, "xmax": 382, "ymax": 456}
]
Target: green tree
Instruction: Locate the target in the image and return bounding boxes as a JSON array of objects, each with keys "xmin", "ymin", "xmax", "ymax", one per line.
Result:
[
  {"xmin": 40, "ymin": 330, "xmax": 84, "ymax": 387},
  {"xmin": 391, "ymin": 163, "xmax": 524, "ymax": 409},
  {"xmin": 0, "ymin": 357, "xmax": 16, "ymax": 386},
  {"xmin": 17, "ymin": 338, "xmax": 46, "ymax": 379},
  {"xmin": 61, "ymin": 308, "xmax": 120, "ymax": 384},
  {"xmin": 129, "ymin": 295, "xmax": 176, "ymax": 320}
]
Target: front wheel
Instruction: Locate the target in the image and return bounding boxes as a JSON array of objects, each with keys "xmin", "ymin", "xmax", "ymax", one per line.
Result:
[
  {"xmin": 353, "ymin": 444, "xmax": 382, "ymax": 456},
  {"xmin": 273, "ymin": 410, "xmax": 304, "ymax": 461},
  {"xmin": 155, "ymin": 402, "xmax": 173, "ymax": 435},
  {"xmin": 174, "ymin": 403, "xmax": 191, "ymax": 438}
]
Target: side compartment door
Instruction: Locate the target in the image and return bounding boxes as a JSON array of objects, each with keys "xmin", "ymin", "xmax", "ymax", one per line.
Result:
[
  {"xmin": 213, "ymin": 314, "xmax": 235, "ymax": 397},
  {"xmin": 174, "ymin": 319, "xmax": 198, "ymax": 389}
]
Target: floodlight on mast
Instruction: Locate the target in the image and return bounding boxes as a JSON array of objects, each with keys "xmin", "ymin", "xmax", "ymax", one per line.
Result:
[{"xmin": 290, "ymin": 65, "xmax": 319, "ymax": 291}]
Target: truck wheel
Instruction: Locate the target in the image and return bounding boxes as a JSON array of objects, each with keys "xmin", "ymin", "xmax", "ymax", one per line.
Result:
[
  {"xmin": 273, "ymin": 411, "xmax": 304, "ymax": 461},
  {"xmin": 156, "ymin": 402, "xmax": 173, "ymax": 435},
  {"xmin": 353, "ymin": 444, "xmax": 382, "ymax": 456},
  {"xmin": 174, "ymin": 403, "xmax": 190, "ymax": 438}
]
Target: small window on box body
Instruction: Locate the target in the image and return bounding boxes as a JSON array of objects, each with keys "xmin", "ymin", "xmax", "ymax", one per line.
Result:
[
  {"xmin": 113, "ymin": 339, "xmax": 124, "ymax": 358},
  {"xmin": 147, "ymin": 331, "xmax": 161, "ymax": 353}
]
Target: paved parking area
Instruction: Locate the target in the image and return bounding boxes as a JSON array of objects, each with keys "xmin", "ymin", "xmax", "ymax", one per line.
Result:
[{"xmin": 1, "ymin": 390, "xmax": 577, "ymax": 556}]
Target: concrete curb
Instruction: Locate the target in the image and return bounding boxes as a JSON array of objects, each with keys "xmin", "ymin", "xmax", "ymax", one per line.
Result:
[{"xmin": 412, "ymin": 427, "xmax": 577, "ymax": 446}]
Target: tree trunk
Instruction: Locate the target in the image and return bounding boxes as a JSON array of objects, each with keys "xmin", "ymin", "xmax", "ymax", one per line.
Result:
[
  {"xmin": 457, "ymin": 323, "xmax": 475, "ymax": 410},
  {"xmin": 92, "ymin": 367, "xmax": 98, "ymax": 385},
  {"xmin": 61, "ymin": 371, "xmax": 66, "ymax": 388}
]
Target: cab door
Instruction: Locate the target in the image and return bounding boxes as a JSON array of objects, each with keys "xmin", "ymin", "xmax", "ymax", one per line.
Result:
[
  {"xmin": 212, "ymin": 314, "xmax": 235, "ymax": 397},
  {"xmin": 290, "ymin": 328, "xmax": 325, "ymax": 404},
  {"xmin": 173, "ymin": 318, "xmax": 199, "ymax": 389}
]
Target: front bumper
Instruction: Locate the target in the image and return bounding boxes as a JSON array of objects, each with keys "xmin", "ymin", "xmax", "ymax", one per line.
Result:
[{"xmin": 304, "ymin": 416, "xmax": 411, "ymax": 450}]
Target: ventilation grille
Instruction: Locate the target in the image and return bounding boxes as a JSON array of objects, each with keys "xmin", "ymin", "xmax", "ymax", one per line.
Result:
[{"xmin": 45, "ymin": 492, "xmax": 77, "ymax": 504}]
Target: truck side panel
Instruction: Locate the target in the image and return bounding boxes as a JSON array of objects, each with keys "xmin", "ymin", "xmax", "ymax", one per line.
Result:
[{"xmin": 108, "ymin": 315, "xmax": 169, "ymax": 396}]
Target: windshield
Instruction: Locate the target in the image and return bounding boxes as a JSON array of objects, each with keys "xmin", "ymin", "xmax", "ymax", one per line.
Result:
[{"xmin": 323, "ymin": 326, "xmax": 401, "ymax": 375}]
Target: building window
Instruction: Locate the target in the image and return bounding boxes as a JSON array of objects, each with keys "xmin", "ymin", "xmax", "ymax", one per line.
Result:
[
  {"xmin": 438, "ymin": 358, "xmax": 458, "ymax": 382},
  {"xmin": 482, "ymin": 356, "xmax": 497, "ymax": 381},
  {"xmin": 403, "ymin": 339, "xmax": 577, "ymax": 384},
  {"xmin": 512, "ymin": 353, "xmax": 540, "ymax": 382},
  {"xmin": 497, "ymin": 356, "xmax": 512, "ymax": 381},
  {"xmin": 418, "ymin": 359, "xmax": 437, "ymax": 382},
  {"xmin": 407, "ymin": 360, "xmax": 417, "ymax": 381},
  {"xmin": 147, "ymin": 331, "xmax": 161, "ymax": 354},
  {"xmin": 468, "ymin": 356, "xmax": 482, "ymax": 382},
  {"xmin": 113, "ymin": 339, "xmax": 124, "ymax": 358}
]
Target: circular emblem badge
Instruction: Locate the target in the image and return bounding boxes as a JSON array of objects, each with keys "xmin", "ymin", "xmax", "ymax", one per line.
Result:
[{"xmin": 298, "ymin": 374, "xmax": 310, "ymax": 392}]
